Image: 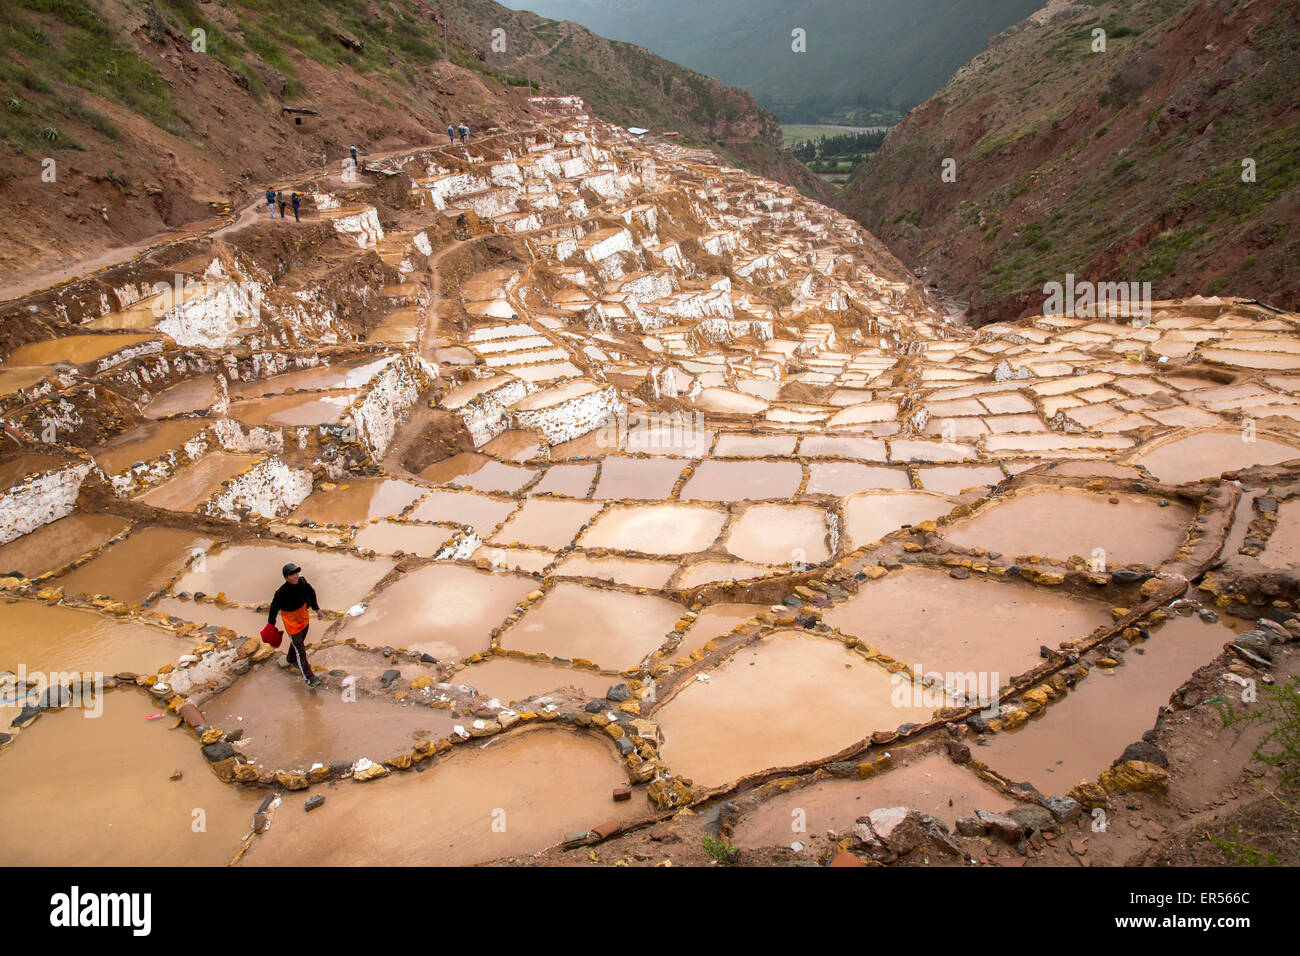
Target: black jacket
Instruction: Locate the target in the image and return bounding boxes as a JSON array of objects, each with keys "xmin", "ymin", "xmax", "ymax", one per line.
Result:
[{"xmin": 268, "ymin": 578, "xmax": 319, "ymax": 625}]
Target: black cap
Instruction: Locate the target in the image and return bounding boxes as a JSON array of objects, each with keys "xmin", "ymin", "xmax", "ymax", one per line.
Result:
[{"xmin": 282, "ymin": 563, "xmax": 301, "ymax": 577}]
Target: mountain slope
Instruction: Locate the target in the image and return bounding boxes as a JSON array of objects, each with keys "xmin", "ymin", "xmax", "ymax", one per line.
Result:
[
  {"xmin": 498, "ymin": 0, "xmax": 1043, "ymax": 120},
  {"xmin": 840, "ymin": 0, "xmax": 1300, "ymax": 321},
  {"xmin": 0, "ymin": 0, "xmax": 820, "ymax": 293}
]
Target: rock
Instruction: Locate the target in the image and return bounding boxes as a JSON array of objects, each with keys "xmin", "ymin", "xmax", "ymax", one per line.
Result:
[
  {"xmin": 1117, "ymin": 740, "xmax": 1168, "ymax": 769},
  {"xmin": 955, "ymin": 815, "xmax": 987, "ymax": 837},
  {"xmin": 1006, "ymin": 804, "xmax": 1057, "ymax": 834},
  {"xmin": 379, "ymin": 668, "xmax": 401, "ymax": 687},
  {"xmin": 169, "ymin": 769, "xmax": 183, "ymax": 781},
  {"xmin": 590, "ymin": 818, "xmax": 621, "ymax": 841},
  {"xmin": 584, "ymin": 699, "xmax": 607, "ymax": 714},
  {"xmin": 253, "ymin": 812, "xmax": 269, "ymax": 833},
  {"xmin": 305, "ymin": 795, "xmax": 326, "ymax": 812},
  {"xmin": 276, "ymin": 771, "xmax": 309, "ymax": 791},
  {"xmin": 851, "ymin": 807, "xmax": 961, "ymax": 862},
  {"xmin": 1099, "ymin": 760, "xmax": 1169, "ymax": 794},
  {"xmin": 612, "ymin": 785, "xmax": 631, "ymax": 802},
  {"xmin": 606, "ymin": 683, "xmax": 632, "ymax": 702},
  {"xmin": 1067, "ymin": 780, "xmax": 1110, "ymax": 810},
  {"xmin": 1037, "ymin": 795, "xmax": 1083, "ymax": 823},
  {"xmin": 10, "ymin": 704, "xmax": 41, "ymax": 729},
  {"xmin": 201, "ymin": 741, "xmax": 236, "ymax": 763},
  {"xmin": 975, "ymin": 810, "xmax": 1024, "ymax": 843},
  {"xmin": 177, "ymin": 702, "xmax": 204, "ymax": 727},
  {"xmin": 1233, "ymin": 630, "xmax": 1273, "ymax": 662},
  {"xmin": 353, "ymin": 758, "xmax": 390, "ymax": 782},
  {"xmin": 827, "ymin": 851, "xmax": 868, "ymax": 867},
  {"xmin": 1111, "ymin": 568, "xmax": 1143, "ymax": 584},
  {"xmin": 945, "ymin": 739, "xmax": 972, "ymax": 764}
]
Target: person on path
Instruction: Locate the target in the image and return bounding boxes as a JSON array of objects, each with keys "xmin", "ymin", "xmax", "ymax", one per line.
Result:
[
  {"xmin": 447, "ymin": 124, "xmax": 455, "ymax": 144},
  {"xmin": 290, "ymin": 190, "xmax": 301, "ymax": 222},
  {"xmin": 276, "ymin": 189, "xmax": 288, "ymax": 219},
  {"xmin": 268, "ymin": 563, "xmax": 321, "ymax": 688},
  {"xmin": 265, "ymin": 187, "xmax": 276, "ymax": 216},
  {"xmin": 458, "ymin": 123, "xmax": 469, "ymax": 143},
  {"xmin": 350, "ymin": 144, "xmax": 358, "ymax": 167}
]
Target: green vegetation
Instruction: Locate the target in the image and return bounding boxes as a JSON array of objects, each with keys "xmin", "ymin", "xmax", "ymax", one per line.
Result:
[
  {"xmin": 701, "ymin": 834, "xmax": 740, "ymax": 864},
  {"xmin": 789, "ymin": 129, "xmax": 888, "ymax": 176}
]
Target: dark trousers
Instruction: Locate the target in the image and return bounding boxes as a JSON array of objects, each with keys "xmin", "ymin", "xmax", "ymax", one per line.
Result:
[
  {"xmin": 286, "ymin": 626, "xmax": 316, "ymax": 682},
  {"xmin": 278, "ymin": 202, "xmax": 287, "ymax": 218},
  {"xmin": 292, "ymin": 204, "xmax": 299, "ymax": 221}
]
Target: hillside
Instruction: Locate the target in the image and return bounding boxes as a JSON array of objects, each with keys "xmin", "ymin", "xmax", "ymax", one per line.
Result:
[
  {"xmin": 840, "ymin": 0, "xmax": 1300, "ymax": 321},
  {"xmin": 0, "ymin": 0, "xmax": 819, "ymax": 295},
  {"xmin": 498, "ymin": 0, "xmax": 1043, "ymax": 121}
]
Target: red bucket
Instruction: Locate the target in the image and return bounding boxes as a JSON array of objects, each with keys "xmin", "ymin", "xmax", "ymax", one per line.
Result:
[{"xmin": 260, "ymin": 623, "xmax": 283, "ymax": 648}]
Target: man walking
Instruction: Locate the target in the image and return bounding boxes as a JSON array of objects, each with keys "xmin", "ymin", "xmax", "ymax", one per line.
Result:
[
  {"xmin": 447, "ymin": 124, "xmax": 455, "ymax": 144},
  {"xmin": 276, "ymin": 189, "xmax": 288, "ymax": 219},
  {"xmin": 268, "ymin": 563, "xmax": 321, "ymax": 688},
  {"xmin": 265, "ymin": 187, "xmax": 276, "ymax": 216},
  {"xmin": 350, "ymin": 144, "xmax": 358, "ymax": 167},
  {"xmin": 458, "ymin": 122, "xmax": 469, "ymax": 143},
  {"xmin": 290, "ymin": 190, "xmax": 301, "ymax": 222}
]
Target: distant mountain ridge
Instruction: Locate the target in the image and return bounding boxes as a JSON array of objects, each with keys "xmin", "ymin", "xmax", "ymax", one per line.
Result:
[
  {"xmin": 497, "ymin": 0, "xmax": 1043, "ymax": 120},
  {"xmin": 840, "ymin": 0, "xmax": 1300, "ymax": 320}
]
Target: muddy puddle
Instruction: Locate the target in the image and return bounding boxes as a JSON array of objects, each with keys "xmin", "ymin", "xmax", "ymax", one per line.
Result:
[
  {"xmin": 173, "ymin": 542, "xmax": 393, "ymax": 611},
  {"xmin": 134, "ymin": 453, "xmax": 262, "ymax": 512},
  {"xmin": 733, "ymin": 751, "xmax": 1016, "ymax": 847},
  {"xmin": 656, "ymin": 630, "xmax": 936, "ymax": 788},
  {"xmin": 823, "ymin": 569, "xmax": 1112, "ymax": 683},
  {"xmin": 228, "ymin": 389, "xmax": 358, "ymax": 426},
  {"xmin": 0, "ymin": 693, "xmax": 262, "ymax": 866},
  {"xmin": 142, "ymin": 376, "xmax": 219, "ymax": 419},
  {"xmin": 942, "ymin": 486, "xmax": 1193, "ymax": 565},
  {"xmin": 580, "ymin": 503, "xmax": 725, "ymax": 555},
  {"xmin": 240, "ymin": 728, "xmax": 631, "ymax": 866},
  {"xmin": 57, "ymin": 528, "xmax": 216, "ymax": 604},
  {"xmin": 0, "ymin": 512, "xmax": 128, "ymax": 579},
  {"xmin": 200, "ymin": 665, "xmax": 455, "ymax": 770},
  {"xmin": 977, "ymin": 615, "xmax": 1232, "ymax": 792},
  {"xmin": 6, "ymin": 333, "xmax": 157, "ymax": 367},
  {"xmin": 228, "ymin": 356, "xmax": 393, "ymax": 398},
  {"xmin": 500, "ymin": 582, "xmax": 682, "ymax": 670},
  {"xmin": 288, "ymin": 478, "xmax": 427, "ymax": 525},
  {"xmin": 337, "ymin": 564, "xmax": 535, "ymax": 660}
]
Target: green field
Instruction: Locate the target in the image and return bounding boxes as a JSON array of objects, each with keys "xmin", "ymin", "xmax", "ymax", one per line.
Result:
[{"xmin": 781, "ymin": 123, "xmax": 891, "ymax": 148}]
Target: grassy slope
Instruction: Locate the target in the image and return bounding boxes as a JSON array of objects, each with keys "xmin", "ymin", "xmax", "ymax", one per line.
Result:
[{"xmin": 840, "ymin": 0, "xmax": 1300, "ymax": 320}]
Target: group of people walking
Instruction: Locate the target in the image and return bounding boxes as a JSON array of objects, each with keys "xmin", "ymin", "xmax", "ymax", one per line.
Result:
[
  {"xmin": 447, "ymin": 122, "xmax": 471, "ymax": 143},
  {"xmin": 265, "ymin": 187, "xmax": 301, "ymax": 220}
]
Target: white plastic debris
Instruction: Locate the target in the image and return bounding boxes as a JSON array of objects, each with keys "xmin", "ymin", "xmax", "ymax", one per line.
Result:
[
  {"xmin": 790, "ymin": 841, "xmax": 804, "ymax": 852},
  {"xmin": 696, "ymin": 673, "xmax": 710, "ymax": 682},
  {"xmin": 347, "ymin": 603, "xmax": 366, "ymax": 617}
]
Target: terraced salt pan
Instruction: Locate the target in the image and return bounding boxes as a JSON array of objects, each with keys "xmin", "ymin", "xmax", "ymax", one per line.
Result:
[
  {"xmin": 1130, "ymin": 429, "xmax": 1300, "ymax": 484},
  {"xmin": 0, "ymin": 365, "xmax": 53, "ymax": 398},
  {"xmin": 338, "ymin": 564, "xmax": 535, "ymax": 660},
  {"xmin": 200, "ymin": 665, "xmax": 456, "ymax": 770},
  {"xmin": 6, "ymin": 333, "xmax": 157, "ymax": 367},
  {"xmin": 490, "ymin": 498, "xmax": 602, "ymax": 549},
  {"xmin": 289, "ymin": 478, "xmax": 427, "ymax": 525},
  {"xmin": 823, "ymin": 569, "xmax": 1111, "ymax": 683},
  {"xmin": 806, "ymin": 462, "xmax": 911, "ymax": 495},
  {"xmin": 724, "ymin": 504, "xmax": 830, "ymax": 565},
  {"xmin": 456, "ymin": 656, "xmax": 612, "ymax": 704},
  {"xmin": 915, "ymin": 464, "xmax": 1005, "ymax": 495},
  {"xmin": 0, "ymin": 694, "xmax": 261, "ymax": 866},
  {"xmin": 656, "ymin": 630, "xmax": 936, "ymax": 788},
  {"xmin": 228, "ymin": 389, "xmax": 358, "ymax": 426},
  {"xmin": 712, "ymin": 433, "xmax": 799, "ymax": 457},
  {"xmin": 143, "ymin": 376, "xmax": 218, "ymax": 418},
  {"xmin": 978, "ymin": 616, "xmax": 1232, "ymax": 793},
  {"xmin": 734, "ymin": 751, "xmax": 1016, "ymax": 847},
  {"xmin": 796, "ymin": 435, "xmax": 888, "ymax": 459},
  {"xmin": 841, "ymin": 491, "xmax": 956, "ymax": 550},
  {"xmin": 942, "ymin": 487, "xmax": 1194, "ymax": 565},
  {"xmin": 592, "ymin": 456, "xmax": 685, "ymax": 499},
  {"xmin": 420, "ymin": 453, "xmax": 537, "ymax": 493},
  {"xmin": 57, "ymin": 528, "xmax": 215, "ymax": 604},
  {"xmin": 172, "ymin": 542, "xmax": 394, "ymax": 610},
  {"xmin": 500, "ymin": 582, "xmax": 682, "ymax": 670},
  {"xmin": 92, "ymin": 418, "xmax": 211, "ymax": 475},
  {"xmin": 673, "ymin": 603, "xmax": 770, "ymax": 658},
  {"xmin": 227, "ymin": 355, "xmax": 394, "ymax": 397},
  {"xmin": 151, "ymin": 596, "xmax": 269, "ymax": 639},
  {"xmin": 680, "ymin": 460, "xmax": 802, "ymax": 502},
  {"xmin": 241, "ymin": 728, "xmax": 631, "ymax": 866},
  {"xmin": 580, "ymin": 503, "xmax": 725, "ymax": 554},
  {"xmin": 134, "ymin": 452, "xmax": 262, "ymax": 512},
  {"xmin": 0, "ymin": 600, "xmax": 189, "ymax": 675},
  {"xmin": 531, "ymin": 462, "xmax": 597, "ymax": 496},
  {"xmin": 553, "ymin": 553, "xmax": 678, "ymax": 589},
  {"xmin": 407, "ymin": 489, "xmax": 517, "ymax": 531},
  {"xmin": 0, "ymin": 512, "xmax": 128, "ymax": 578},
  {"xmin": 352, "ymin": 521, "xmax": 458, "ymax": 556}
]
